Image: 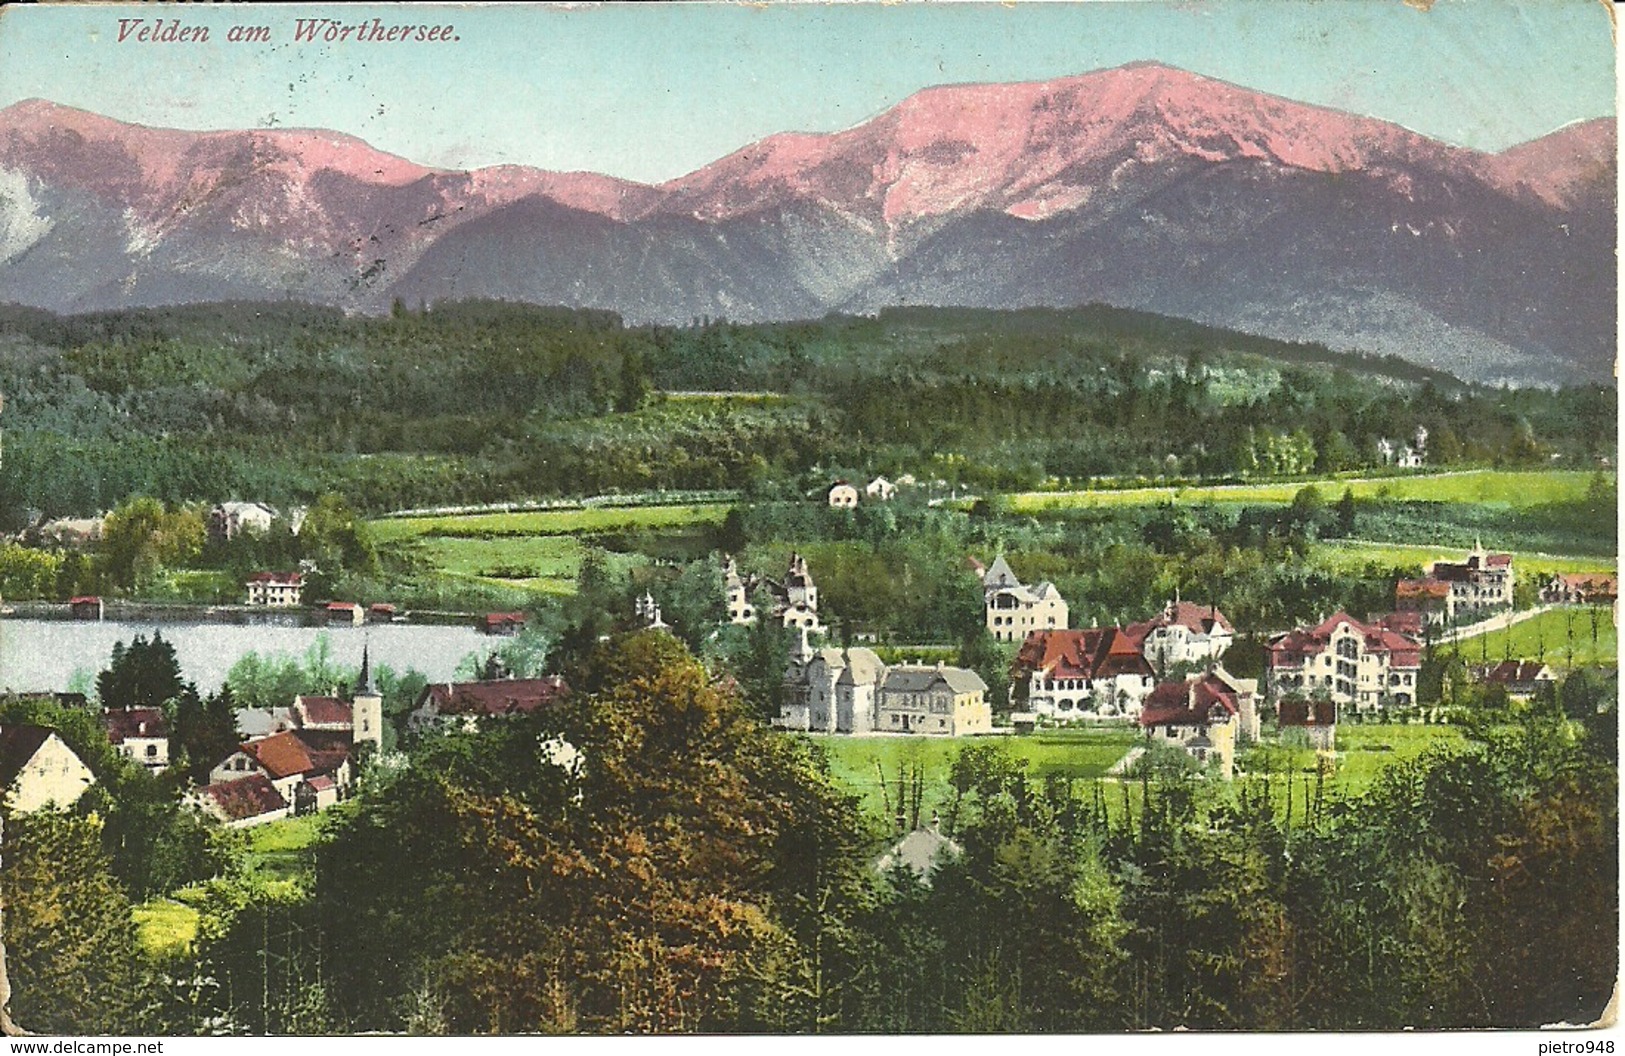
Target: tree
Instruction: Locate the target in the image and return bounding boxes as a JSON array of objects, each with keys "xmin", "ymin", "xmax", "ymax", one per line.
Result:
[
  {"xmin": 96, "ymin": 632, "xmax": 187, "ymax": 711},
  {"xmin": 2, "ymin": 811, "xmax": 150, "ymax": 1033}
]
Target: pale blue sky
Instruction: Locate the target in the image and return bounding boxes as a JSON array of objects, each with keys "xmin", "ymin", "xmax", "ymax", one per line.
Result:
[{"xmin": 0, "ymin": 1, "xmax": 1613, "ymax": 183}]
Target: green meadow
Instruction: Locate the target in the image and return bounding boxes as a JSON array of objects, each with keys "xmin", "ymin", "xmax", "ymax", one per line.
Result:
[
  {"xmin": 1446, "ymin": 606, "xmax": 1618, "ymax": 668},
  {"xmin": 1008, "ymin": 469, "xmax": 1601, "ymax": 513}
]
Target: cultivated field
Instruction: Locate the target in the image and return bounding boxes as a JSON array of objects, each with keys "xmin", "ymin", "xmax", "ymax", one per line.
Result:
[
  {"xmin": 1309, "ymin": 540, "xmax": 1614, "ymax": 579},
  {"xmin": 1007, "ymin": 469, "xmax": 1604, "ymax": 513}
]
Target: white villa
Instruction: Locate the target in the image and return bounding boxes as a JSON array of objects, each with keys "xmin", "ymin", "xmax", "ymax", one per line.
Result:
[
  {"xmin": 1266, "ymin": 611, "xmax": 1423, "ymax": 712},
  {"xmin": 981, "ymin": 555, "xmax": 1068, "ymax": 643},
  {"xmin": 779, "ymin": 633, "xmax": 991, "ymax": 736},
  {"xmin": 1127, "ymin": 599, "xmax": 1234, "ymax": 669},
  {"xmin": 1010, "ymin": 627, "xmax": 1156, "ymax": 721},
  {"xmin": 724, "ymin": 553, "xmax": 825, "ymax": 632}
]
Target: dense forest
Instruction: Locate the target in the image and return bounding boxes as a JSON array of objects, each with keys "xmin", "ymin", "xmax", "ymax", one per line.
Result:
[{"xmin": 0, "ymin": 300, "xmax": 1612, "ymax": 521}]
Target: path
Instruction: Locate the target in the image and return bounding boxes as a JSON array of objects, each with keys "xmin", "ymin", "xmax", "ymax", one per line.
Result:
[{"xmin": 1442, "ymin": 604, "xmax": 1558, "ymax": 643}]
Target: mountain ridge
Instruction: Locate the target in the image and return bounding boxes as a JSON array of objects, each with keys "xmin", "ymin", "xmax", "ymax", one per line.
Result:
[{"xmin": 0, "ymin": 62, "xmax": 1613, "ymax": 385}]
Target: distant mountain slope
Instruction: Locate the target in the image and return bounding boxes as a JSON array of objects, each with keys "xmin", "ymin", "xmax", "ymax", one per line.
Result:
[{"xmin": 0, "ymin": 63, "xmax": 1613, "ymax": 385}]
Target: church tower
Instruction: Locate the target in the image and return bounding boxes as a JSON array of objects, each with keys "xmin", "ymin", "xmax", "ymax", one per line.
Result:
[{"xmin": 352, "ymin": 643, "xmax": 384, "ymax": 751}]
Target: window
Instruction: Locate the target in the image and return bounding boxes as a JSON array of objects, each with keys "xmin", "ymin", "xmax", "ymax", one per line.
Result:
[{"xmin": 146, "ymin": 745, "xmax": 158, "ymax": 758}]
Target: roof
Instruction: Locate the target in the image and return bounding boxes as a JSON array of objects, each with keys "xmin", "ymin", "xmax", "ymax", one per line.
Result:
[
  {"xmin": 305, "ymin": 775, "xmax": 336, "ymax": 793},
  {"xmin": 1396, "ymin": 578, "xmax": 1451, "ymax": 600},
  {"xmin": 982, "ymin": 554, "xmax": 1020, "ymax": 590},
  {"xmin": 1013, "ymin": 628, "xmax": 1154, "ymax": 683},
  {"xmin": 1267, "ymin": 612, "xmax": 1421, "ymax": 669},
  {"xmin": 1138, "ymin": 672, "xmax": 1241, "ymax": 729},
  {"xmin": 197, "ymin": 774, "xmax": 287, "ymax": 822},
  {"xmin": 235, "ymin": 707, "xmax": 292, "ymax": 738},
  {"xmin": 484, "ymin": 612, "xmax": 526, "ymax": 627},
  {"xmin": 1372, "ymin": 611, "xmax": 1424, "ymax": 636},
  {"xmin": 247, "ymin": 571, "xmax": 302, "ymax": 585},
  {"xmin": 69, "ymin": 595, "xmax": 102, "ymax": 606},
  {"xmin": 875, "ymin": 827, "xmax": 962, "ymax": 880},
  {"xmin": 295, "ymin": 695, "xmax": 352, "ymax": 728},
  {"xmin": 103, "ymin": 707, "xmax": 169, "ymax": 744},
  {"xmin": 326, "ymin": 601, "xmax": 361, "ymax": 612},
  {"xmin": 1130, "ymin": 600, "xmax": 1234, "ymax": 640},
  {"xmin": 240, "ymin": 731, "xmax": 319, "ymax": 780},
  {"xmin": 835, "ymin": 648, "xmax": 885, "ymax": 687},
  {"xmin": 1478, "ymin": 660, "xmax": 1555, "ymax": 686},
  {"xmin": 883, "ymin": 665, "xmax": 987, "ymax": 696},
  {"xmin": 0, "ymin": 725, "xmax": 57, "ymax": 789},
  {"xmin": 1278, "ymin": 697, "xmax": 1338, "ymax": 728},
  {"xmin": 416, "ymin": 676, "xmax": 571, "ymax": 718},
  {"xmin": 1552, "ymin": 573, "xmax": 1618, "ymax": 595}
]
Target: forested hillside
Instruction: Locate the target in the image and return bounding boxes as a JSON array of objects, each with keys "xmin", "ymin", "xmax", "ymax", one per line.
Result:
[{"xmin": 0, "ymin": 300, "xmax": 1613, "ymax": 523}]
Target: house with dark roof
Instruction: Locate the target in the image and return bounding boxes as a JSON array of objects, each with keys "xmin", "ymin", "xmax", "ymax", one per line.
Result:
[
  {"xmin": 189, "ymin": 774, "xmax": 290, "ymax": 828},
  {"xmin": 981, "ymin": 555, "xmax": 1069, "ymax": 643},
  {"xmin": 0, "ymin": 725, "xmax": 96, "ymax": 813},
  {"xmin": 409, "ymin": 676, "xmax": 570, "ymax": 733},
  {"xmin": 1137, "ymin": 668, "xmax": 1258, "ymax": 779},
  {"xmin": 208, "ymin": 729, "xmax": 353, "ymax": 815},
  {"xmin": 103, "ymin": 706, "xmax": 169, "ymax": 772},
  {"xmin": 1395, "ymin": 542, "xmax": 1514, "ymax": 624},
  {"xmin": 1277, "ymin": 697, "xmax": 1338, "ymax": 751},
  {"xmin": 1266, "ymin": 612, "xmax": 1421, "ymax": 712},
  {"xmin": 1471, "ymin": 660, "xmax": 1558, "ymax": 701},
  {"xmin": 1540, "ymin": 573, "xmax": 1618, "ymax": 606},
  {"xmin": 779, "ymin": 632, "xmax": 990, "ymax": 735},
  {"xmin": 1125, "ymin": 598, "xmax": 1234, "ymax": 669},
  {"xmin": 1010, "ymin": 628, "xmax": 1156, "ymax": 721}
]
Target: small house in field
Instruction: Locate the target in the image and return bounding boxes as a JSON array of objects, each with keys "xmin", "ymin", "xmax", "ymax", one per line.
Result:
[
  {"xmin": 0, "ymin": 725, "xmax": 96, "ymax": 813},
  {"xmin": 1137, "ymin": 668, "xmax": 1258, "ymax": 779},
  {"xmin": 69, "ymin": 596, "xmax": 103, "ymax": 621},
  {"xmin": 1541, "ymin": 573, "xmax": 1618, "ymax": 605},
  {"xmin": 865, "ymin": 476, "xmax": 897, "ymax": 501},
  {"xmin": 368, "ymin": 603, "xmax": 399, "ymax": 624},
  {"xmin": 1472, "ymin": 660, "xmax": 1558, "ymax": 702}
]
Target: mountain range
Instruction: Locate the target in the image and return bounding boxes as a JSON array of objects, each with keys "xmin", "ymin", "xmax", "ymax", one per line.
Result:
[{"xmin": 0, "ymin": 62, "xmax": 1613, "ymax": 385}]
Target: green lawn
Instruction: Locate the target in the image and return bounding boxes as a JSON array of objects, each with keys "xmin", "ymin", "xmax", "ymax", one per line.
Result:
[
  {"xmin": 1445, "ymin": 606, "xmax": 1617, "ymax": 668},
  {"xmin": 371, "ymin": 503, "xmax": 727, "ymax": 544},
  {"xmin": 807, "ymin": 727, "xmax": 1140, "ymax": 821},
  {"xmin": 132, "ymin": 898, "xmax": 199, "ymax": 957},
  {"xmin": 1310, "ymin": 540, "xmax": 1614, "ymax": 579},
  {"xmin": 1008, "ymin": 469, "xmax": 1603, "ymax": 513},
  {"xmin": 410, "ymin": 535, "xmax": 583, "ymax": 594},
  {"xmin": 240, "ymin": 813, "xmax": 329, "ymax": 886}
]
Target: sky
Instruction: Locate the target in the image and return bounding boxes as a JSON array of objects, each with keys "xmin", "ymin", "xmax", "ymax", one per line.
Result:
[{"xmin": 0, "ymin": 0, "xmax": 1614, "ymax": 184}]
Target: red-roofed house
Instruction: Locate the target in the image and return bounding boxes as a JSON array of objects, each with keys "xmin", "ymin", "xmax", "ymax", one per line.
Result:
[
  {"xmin": 1277, "ymin": 697, "xmax": 1338, "ymax": 751},
  {"xmin": 246, "ymin": 571, "xmax": 304, "ymax": 608},
  {"xmin": 69, "ymin": 596, "xmax": 104, "ymax": 621},
  {"xmin": 1395, "ymin": 543, "xmax": 1514, "ymax": 623},
  {"xmin": 483, "ymin": 612, "xmax": 526, "ymax": 636},
  {"xmin": 325, "ymin": 601, "xmax": 364, "ymax": 626},
  {"xmin": 292, "ymin": 695, "xmax": 352, "ymax": 731},
  {"xmin": 1471, "ymin": 660, "xmax": 1558, "ymax": 701},
  {"xmin": 103, "ymin": 706, "xmax": 169, "ymax": 772},
  {"xmin": 1125, "ymin": 599, "xmax": 1234, "ymax": 668},
  {"xmin": 208, "ymin": 729, "xmax": 352, "ymax": 813},
  {"xmin": 1266, "ymin": 612, "xmax": 1421, "ymax": 712},
  {"xmin": 1540, "ymin": 573, "xmax": 1618, "ymax": 606},
  {"xmin": 1137, "ymin": 667, "xmax": 1258, "ymax": 778},
  {"xmin": 189, "ymin": 774, "xmax": 290, "ymax": 828},
  {"xmin": 1010, "ymin": 628, "xmax": 1155, "ymax": 721},
  {"xmin": 409, "ymin": 676, "xmax": 571, "ymax": 733}
]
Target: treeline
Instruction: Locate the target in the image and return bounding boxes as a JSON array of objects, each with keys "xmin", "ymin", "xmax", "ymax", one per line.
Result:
[{"xmin": 0, "ymin": 300, "xmax": 1613, "ymax": 521}]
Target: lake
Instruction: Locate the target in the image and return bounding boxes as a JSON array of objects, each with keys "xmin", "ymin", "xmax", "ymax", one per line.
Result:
[{"xmin": 0, "ymin": 618, "xmax": 498, "ymax": 694}]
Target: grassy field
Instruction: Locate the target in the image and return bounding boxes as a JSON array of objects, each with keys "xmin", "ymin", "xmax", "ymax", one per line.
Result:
[
  {"xmin": 808, "ymin": 727, "xmax": 1141, "ymax": 821},
  {"xmin": 1008, "ymin": 469, "xmax": 1603, "ymax": 513},
  {"xmin": 1444, "ymin": 606, "xmax": 1618, "ymax": 668},
  {"xmin": 371, "ymin": 503, "xmax": 726, "ymax": 544},
  {"xmin": 1310, "ymin": 540, "xmax": 1615, "ymax": 578},
  {"xmin": 132, "ymin": 897, "xmax": 200, "ymax": 957},
  {"xmin": 808, "ymin": 719, "xmax": 1472, "ymax": 829}
]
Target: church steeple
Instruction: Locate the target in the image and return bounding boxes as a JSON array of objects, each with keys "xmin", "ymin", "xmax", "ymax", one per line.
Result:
[{"xmin": 355, "ymin": 642, "xmax": 378, "ymax": 697}]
